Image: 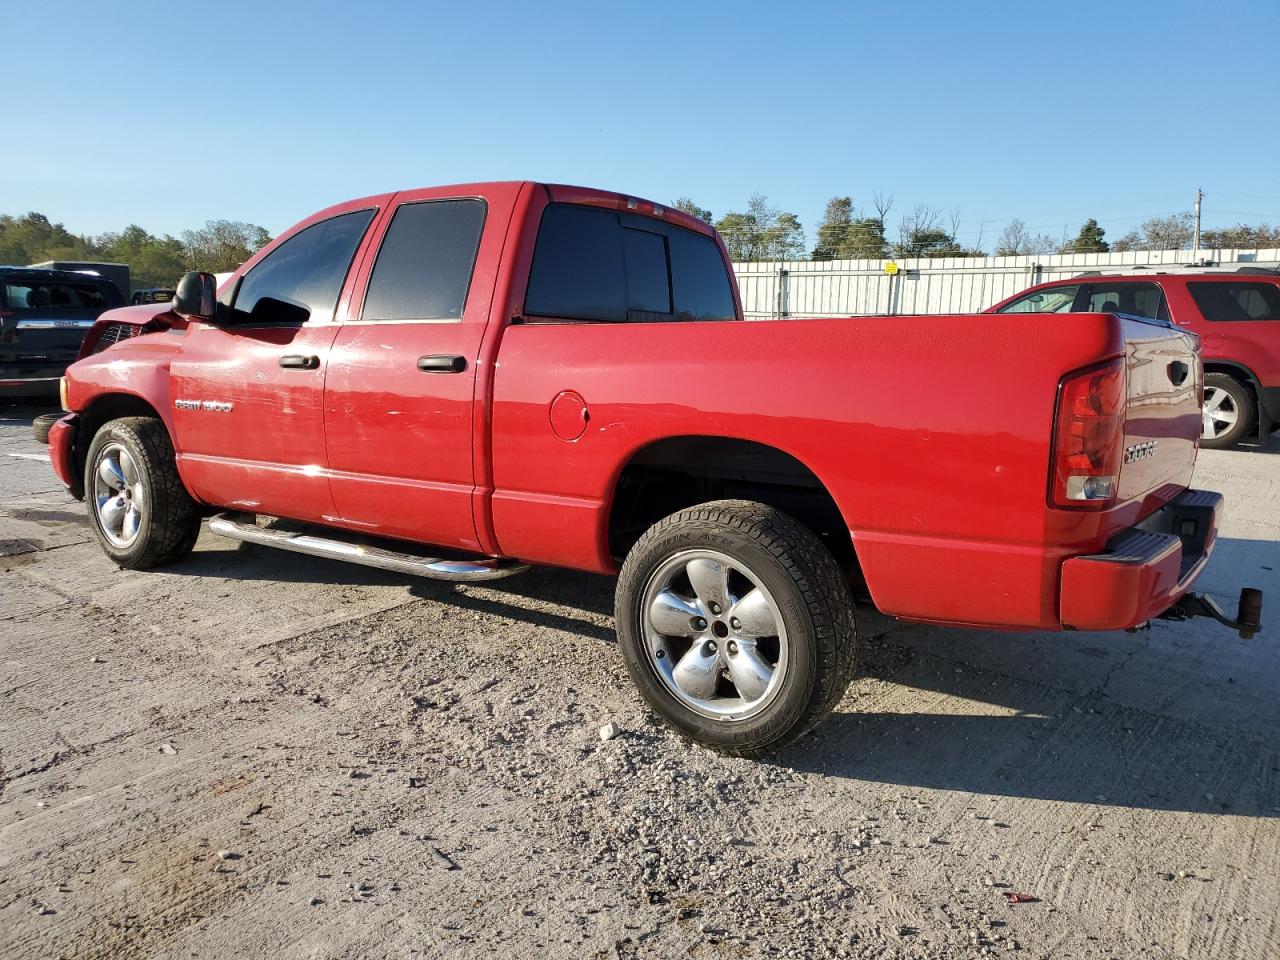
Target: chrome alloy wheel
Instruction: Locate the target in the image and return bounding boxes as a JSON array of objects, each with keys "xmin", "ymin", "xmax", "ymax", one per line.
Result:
[
  {"xmin": 93, "ymin": 442, "xmax": 146, "ymax": 548},
  {"xmin": 640, "ymin": 549, "xmax": 788, "ymax": 721},
  {"xmin": 1202, "ymin": 386, "xmax": 1239, "ymax": 440}
]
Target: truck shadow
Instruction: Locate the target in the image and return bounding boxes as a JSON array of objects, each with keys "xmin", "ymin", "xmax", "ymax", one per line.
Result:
[{"xmin": 171, "ymin": 535, "xmax": 1278, "ymax": 818}]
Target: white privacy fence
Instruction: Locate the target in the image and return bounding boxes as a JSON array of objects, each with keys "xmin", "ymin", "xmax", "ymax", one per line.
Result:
[{"xmin": 732, "ymin": 248, "xmax": 1280, "ymax": 319}]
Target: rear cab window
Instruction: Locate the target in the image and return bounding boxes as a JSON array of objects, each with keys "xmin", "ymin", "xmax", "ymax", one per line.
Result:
[
  {"xmin": 524, "ymin": 204, "xmax": 736, "ymax": 323},
  {"xmin": 1187, "ymin": 281, "xmax": 1280, "ymax": 321},
  {"xmin": 2, "ymin": 277, "xmax": 119, "ymax": 313}
]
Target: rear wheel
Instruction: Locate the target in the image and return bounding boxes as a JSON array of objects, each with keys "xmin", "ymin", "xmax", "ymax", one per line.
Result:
[
  {"xmin": 615, "ymin": 500, "xmax": 856, "ymax": 756},
  {"xmin": 84, "ymin": 416, "xmax": 201, "ymax": 568},
  {"xmin": 1200, "ymin": 373, "xmax": 1255, "ymax": 449}
]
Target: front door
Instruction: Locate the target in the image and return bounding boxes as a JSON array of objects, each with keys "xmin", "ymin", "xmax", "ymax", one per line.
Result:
[
  {"xmin": 169, "ymin": 208, "xmax": 376, "ymax": 522},
  {"xmin": 323, "ymin": 187, "xmax": 512, "ymax": 551}
]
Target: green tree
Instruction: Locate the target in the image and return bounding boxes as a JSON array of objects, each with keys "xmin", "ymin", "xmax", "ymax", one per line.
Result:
[
  {"xmin": 672, "ymin": 198, "xmax": 712, "ymax": 224},
  {"xmin": 181, "ymin": 220, "xmax": 272, "ymax": 273},
  {"xmin": 0, "ymin": 212, "xmax": 99, "ymax": 264},
  {"xmin": 715, "ymin": 194, "xmax": 805, "ymax": 261},
  {"xmin": 1062, "ymin": 218, "xmax": 1109, "ymax": 253},
  {"xmin": 812, "ymin": 196, "xmax": 888, "ymax": 260},
  {"xmin": 97, "ymin": 224, "xmax": 188, "ymax": 289},
  {"xmin": 811, "ymin": 196, "xmax": 853, "ymax": 260}
]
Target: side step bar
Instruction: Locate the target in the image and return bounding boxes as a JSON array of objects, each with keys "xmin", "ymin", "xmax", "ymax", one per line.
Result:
[{"xmin": 206, "ymin": 513, "xmax": 529, "ymax": 582}]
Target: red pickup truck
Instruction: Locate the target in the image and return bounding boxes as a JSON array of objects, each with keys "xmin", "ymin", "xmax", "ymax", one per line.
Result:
[
  {"xmin": 43, "ymin": 182, "xmax": 1261, "ymax": 754},
  {"xmin": 989, "ymin": 270, "xmax": 1280, "ymax": 449}
]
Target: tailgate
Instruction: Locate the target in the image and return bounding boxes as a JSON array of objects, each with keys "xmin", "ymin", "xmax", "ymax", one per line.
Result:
[{"xmin": 1115, "ymin": 315, "xmax": 1201, "ymax": 507}]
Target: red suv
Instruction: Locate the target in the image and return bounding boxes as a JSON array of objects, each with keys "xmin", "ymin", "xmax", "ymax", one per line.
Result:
[{"xmin": 989, "ymin": 271, "xmax": 1280, "ymax": 449}]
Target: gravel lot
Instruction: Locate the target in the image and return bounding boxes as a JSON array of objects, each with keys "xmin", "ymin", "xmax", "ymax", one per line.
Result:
[{"xmin": 2, "ymin": 402, "xmax": 1277, "ymax": 960}]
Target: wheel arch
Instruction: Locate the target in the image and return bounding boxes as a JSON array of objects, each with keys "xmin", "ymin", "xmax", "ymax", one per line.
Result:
[
  {"xmin": 76, "ymin": 393, "xmax": 177, "ymax": 491},
  {"xmin": 605, "ymin": 434, "xmax": 864, "ymax": 590}
]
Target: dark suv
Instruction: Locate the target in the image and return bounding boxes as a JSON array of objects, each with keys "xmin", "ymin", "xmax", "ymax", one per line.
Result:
[
  {"xmin": 0, "ymin": 267, "xmax": 125, "ymax": 396},
  {"xmin": 988, "ymin": 270, "xmax": 1280, "ymax": 449}
]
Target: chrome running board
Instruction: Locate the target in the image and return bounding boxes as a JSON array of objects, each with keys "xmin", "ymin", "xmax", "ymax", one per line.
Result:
[{"xmin": 206, "ymin": 513, "xmax": 529, "ymax": 582}]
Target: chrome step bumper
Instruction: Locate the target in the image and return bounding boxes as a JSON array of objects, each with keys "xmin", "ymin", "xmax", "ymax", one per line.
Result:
[{"xmin": 206, "ymin": 513, "xmax": 529, "ymax": 582}]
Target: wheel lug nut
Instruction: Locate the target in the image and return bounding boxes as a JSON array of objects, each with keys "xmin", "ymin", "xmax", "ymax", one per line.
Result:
[
  {"xmin": 710, "ymin": 603, "xmax": 721, "ymax": 615},
  {"xmin": 692, "ymin": 617, "xmax": 708, "ymax": 631},
  {"xmin": 730, "ymin": 617, "xmax": 741, "ymax": 629},
  {"xmin": 728, "ymin": 641, "xmax": 738, "ymax": 654},
  {"xmin": 706, "ymin": 641, "xmax": 717, "ymax": 654}
]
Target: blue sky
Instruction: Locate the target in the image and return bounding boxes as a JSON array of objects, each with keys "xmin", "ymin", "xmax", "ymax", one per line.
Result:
[{"xmin": 6, "ymin": 0, "xmax": 1280, "ymax": 248}]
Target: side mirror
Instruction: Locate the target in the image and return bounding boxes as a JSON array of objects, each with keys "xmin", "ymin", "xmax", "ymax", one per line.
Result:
[{"xmin": 172, "ymin": 271, "xmax": 218, "ymax": 321}]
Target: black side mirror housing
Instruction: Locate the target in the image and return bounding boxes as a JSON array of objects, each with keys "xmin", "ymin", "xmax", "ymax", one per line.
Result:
[{"xmin": 172, "ymin": 271, "xmax": 218, "ymax": 321}]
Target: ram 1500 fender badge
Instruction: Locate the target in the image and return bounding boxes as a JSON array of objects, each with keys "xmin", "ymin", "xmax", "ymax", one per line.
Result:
[
  {"xmin": 175, "ymin": 399, "xmax": 234, "ymax": 412},
  {"xmin": 1124, "ymin": 440, "xmax": 1158, "ymax": 463}
]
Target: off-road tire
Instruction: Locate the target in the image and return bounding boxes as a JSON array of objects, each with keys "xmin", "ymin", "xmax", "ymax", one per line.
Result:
[
  {"xmin": 32, "ymin": 412, "xmax": 61, "ymax": 444},
  {"xmin": 615, "ymin": 499, "xmax": 857, "ymax": 756},
  {"xmin": 84, "ymin": 416, "xmax": 201, "ymax": 568},
  {"xmin": 1201, "ymin": 373, "xmax": 1255, "ymax": 449}
]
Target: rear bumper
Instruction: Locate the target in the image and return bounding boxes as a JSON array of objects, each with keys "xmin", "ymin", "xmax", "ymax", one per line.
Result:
[
  {"xmin": 1060, "ymin": 489, "xmax": 1220, "ymax": 631},
  {"xmin": 48, "ymin": 414, "xmax": 83, "ymax": 499}
]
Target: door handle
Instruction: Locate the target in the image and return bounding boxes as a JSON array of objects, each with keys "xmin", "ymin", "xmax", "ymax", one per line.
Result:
[
  {"xmin": 279, "ymin": 354, "xmax": 320, "ymax": 370},
  {"xmin": 417, "ymin": 354, "xmax": 467, "ymax": 373}
]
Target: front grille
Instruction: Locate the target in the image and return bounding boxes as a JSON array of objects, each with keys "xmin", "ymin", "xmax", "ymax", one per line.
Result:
[{"xmin": 94, "ymin": 323, "xmax": 141, "ymax": 352}]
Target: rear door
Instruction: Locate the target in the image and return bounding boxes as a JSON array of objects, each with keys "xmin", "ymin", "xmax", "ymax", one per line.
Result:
[
  {"xmin": 1, "ymin": 274, "xmax": 121, "ymax": 382},
  {"xmin": 321, "ymin": 184, "xmax": 517, "ymax": 552},
  {"xmin": 1182, "ymin": 278, "xmax": 1280, "ymax": 386},
  {"xmin": 169, "ymin": 207, "xmax": 376, "ymax": 521}
]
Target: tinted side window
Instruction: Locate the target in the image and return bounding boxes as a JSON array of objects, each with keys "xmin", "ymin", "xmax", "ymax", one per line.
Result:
[
  {"xmin": 996, "ymin": 285, "xmax": 1079, "ymax": 313},
  {"xmin": 1082, "ymin": 282, "xmax": 1168, "ymax": 321},
  {"xmin": 669, "ymin": 230, "xmax": 736, "ymax": 321},
  {"xmin": 525, "ymin": 205, "xmax": 627, "ymax": 322},
  {"xmin": 525, "ymin": 203, "xmax": 736, "ymax": 323},
  {"xmin": 1188, "ymin": 281, "xmax": 1280, "ymax": 322},
  {"xmin": 362, "ymin": 199, "xmax": 486, "ymax": 321},
  {"xmin": 233, "ymin": 209, "xmax": 374, "ymax": 324}
]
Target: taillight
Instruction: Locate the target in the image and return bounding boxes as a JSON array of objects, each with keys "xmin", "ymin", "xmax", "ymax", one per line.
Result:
[{"xmin": 1051, "ymin": 357, "xmax": 1125, "ymax": 509}]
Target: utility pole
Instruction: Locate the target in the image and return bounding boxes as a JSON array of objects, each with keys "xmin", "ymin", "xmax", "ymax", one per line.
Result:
[{"xmin": 1193, "ymin": 187, "xmax": 1204, "ymax": 257}]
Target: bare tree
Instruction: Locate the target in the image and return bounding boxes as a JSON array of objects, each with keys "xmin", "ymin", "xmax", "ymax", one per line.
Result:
[{"xmin": 995, "ymin": 219, "xmax": 1057, "ymax": 256}]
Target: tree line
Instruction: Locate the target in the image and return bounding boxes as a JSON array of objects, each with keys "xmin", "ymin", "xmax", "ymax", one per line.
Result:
[
  {"xmin": 673, "ymin": 195, "xmax": 1280, "ymax": 262},
  {"xmin": 0, "ymin": 212, "xmax": 272, "ymax": 291}
]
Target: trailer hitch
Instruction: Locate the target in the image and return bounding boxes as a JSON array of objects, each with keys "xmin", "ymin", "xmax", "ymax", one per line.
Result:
[{"xmin": 1158, "ymin": 587, "xmax": 1263, "ymax": 639}]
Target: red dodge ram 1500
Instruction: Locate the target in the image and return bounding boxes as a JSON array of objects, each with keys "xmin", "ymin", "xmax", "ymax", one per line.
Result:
[{"xmin": 43, "ymin": 181, "xmax": 1262, "ymax": 754}]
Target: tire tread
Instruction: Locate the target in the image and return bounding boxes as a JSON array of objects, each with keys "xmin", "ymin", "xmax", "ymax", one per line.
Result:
[{"xmin": 616, "ymin": 499, "xmax": 856, "ymax": 757}]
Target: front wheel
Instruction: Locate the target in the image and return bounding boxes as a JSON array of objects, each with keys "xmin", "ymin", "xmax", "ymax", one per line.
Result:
[
  {"xmin": 84, "ymin": 416, "xmax": 202, "ymax": 568},
  {"xmin": 615, "ymin": 500, "xmax": 856, "ymax": 756}
]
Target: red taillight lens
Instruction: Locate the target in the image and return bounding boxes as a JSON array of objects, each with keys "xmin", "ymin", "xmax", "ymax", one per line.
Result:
[{"xmin": 1051, "ymin": 358, "xmax": 1125, "ymax": 509}]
